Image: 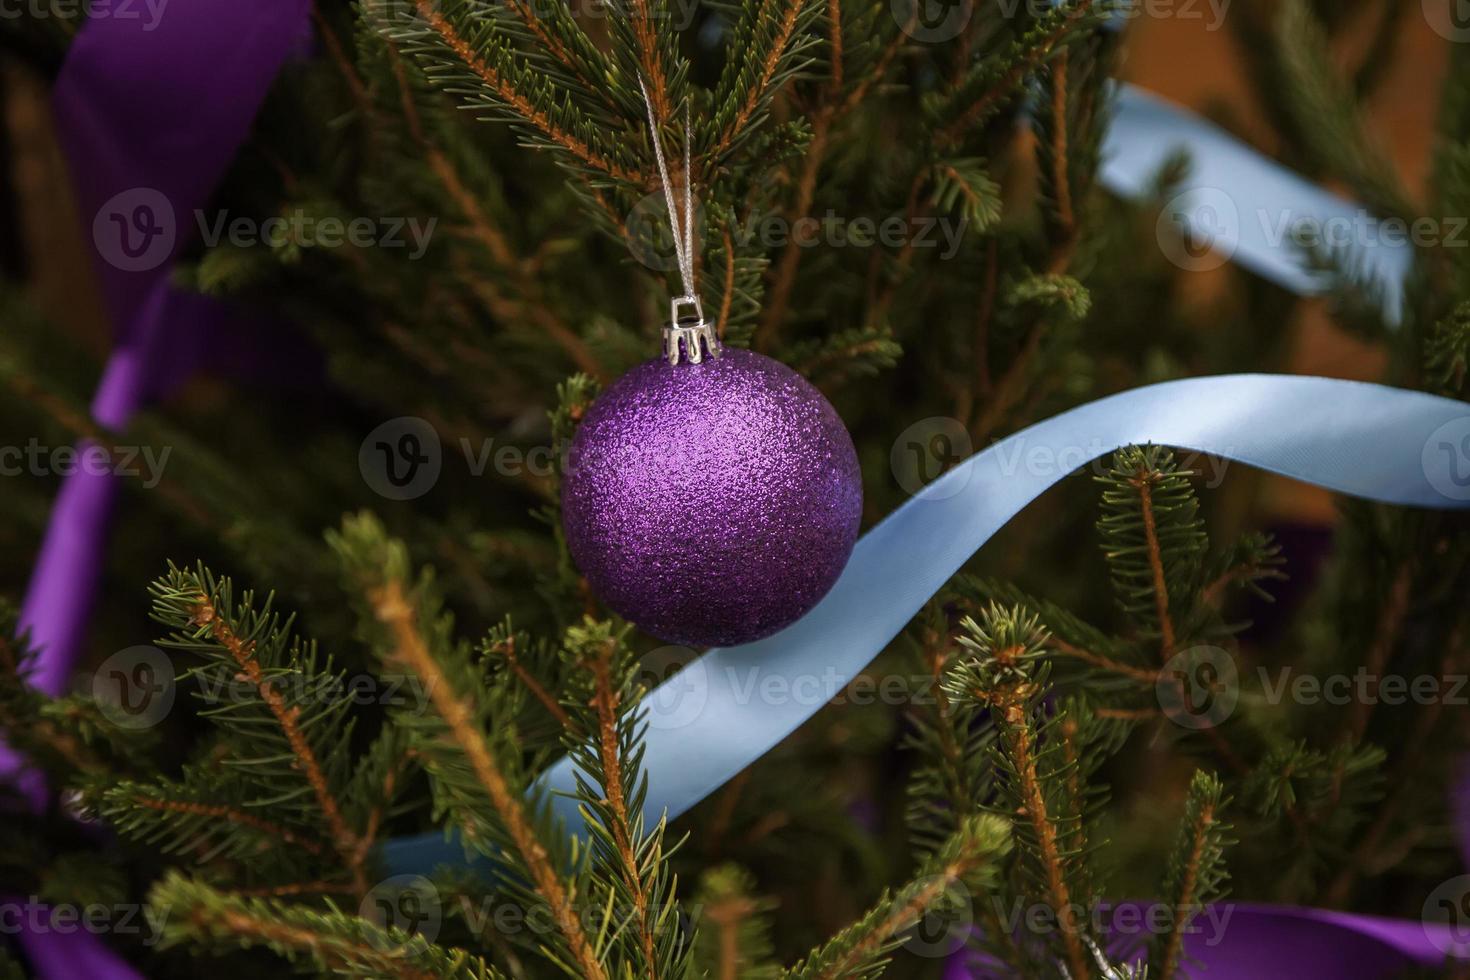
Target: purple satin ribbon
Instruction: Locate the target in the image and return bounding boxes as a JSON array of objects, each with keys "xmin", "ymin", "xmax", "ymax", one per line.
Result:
[
  {"xmin": 946, "ymin": 903, "xmax": 1467, "ymax": 978},
  {"xmin": 5, "ymin": 1, "xmax": 309, "ymax": 975}
]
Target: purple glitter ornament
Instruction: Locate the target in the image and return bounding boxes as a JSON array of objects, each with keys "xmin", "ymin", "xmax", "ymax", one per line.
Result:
[{"xmin": 562, "ymin": 349, "xmax": 862, "ymax": 647}]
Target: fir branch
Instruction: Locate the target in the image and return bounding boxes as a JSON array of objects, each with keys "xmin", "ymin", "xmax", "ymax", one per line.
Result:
[
  {"xmin": 1427, "ymin": 300, "xmax": 1470, "ymax": 396},
  {"xmin": 943, "ymin": 605, "xmax": 1109, "ymax": 979},
  {"xmin": 560, "ymin": 619, "xmax": 693, "ymax": 978},
  {"xmin": 785, "ymin": 815, "xmax": 1011, "ymax": 980},
  {"xmin": 1096, "ymin": 447, "xmax": 1208, "ymax": 658},
  {"xmin": 1148, "ymin": 771, "xmax": 1231, "ymax": 980},
  {"xmin": 1271, "ymin": 0, "xmax": 1415, "ymax": 221},
  {"xmin": 373, "ymin": 579, "xmax": 606, "ymax": 980},
  {"xmin": 331, "ymin": 514, "xmax": 608, "ymax": 980},
  {"xmin": 711, "ymin": 0, "xmax": 819, "ymax": 161},
  {"xmin": 97, "ymin": 781, "xmax": 327, "ymax": 860},
  {"xmin": 149, "ymin": 567, "xmax": 369, "ymax": 891},
  {"xmin": 388, "ymin": 0, "xmax": 639, "ymax": 183},
  {"xmin": 482, "ymin": 628, "xmax": 575, "ymax": 733},
  {"xmin": 694, "ymin": 865, "xmax": 781, "ymax": 980},
  {"xmin": 151, "ymin": 872, "xmax": 500, "ymax": 979},
  {"xmin": 192, "ymin": 594, "xmax": 359, "ymax": 855},
  {"xmin": 1048, "ymin": 54, "xmax": 1076, "ymax": 244},
  {"xmin": 932, "ymin": 0, "xmax": 1101, "ymax": 149}
]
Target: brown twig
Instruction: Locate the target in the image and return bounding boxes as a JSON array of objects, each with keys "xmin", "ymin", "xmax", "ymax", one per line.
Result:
[
  {"xmin": 490, "ymin": 634, "xmax": 575, "ymax": 732},
  {"xmin": 371, "ymin": 579, "xmax": 607, "ymax": 980},
  {"xmin": 712, "ymin": 0, "xmax": 805, "ymax": 159},
  {"xmin": 756, "ymin": 109, "xmax": 833, "ymax": 348},
  {"xmin": 128, "ymin": 795, "xmax": 326, "ymax": 856},
  {"xmin": 196, "ymin": 906, "xmax": 443, "ymax": 980},
  {"xmin": 1050, "ymin": 638, "xmax": 1160, "ymax": 685},
  {"xmin": 1001, "ymin": 698, "xmax": 1092, "ymax": 980},
  {"xmin": 1133, "ymin": 468, "xmax": 1178, "ymax": 659},
  {"xmin": 813, "ymin": 857, "xmax": 985, "ymax": 980},
  {"xmin": 717, "ymin": 228, "xmax": 736, "ymax": 340},
  {"xmin": 1157, "ymin": 795, "xmax": 1218, "ymax": 980},
  {"xmin": 589, "ymin": 642, "xmax": 660, "ymax": 977},
  {"xmin": 1345, "ymin": 565, "xmax": 1412, "ymax": 743},
  {"xmin": 190, "ymin": 596, "xmax": 365, "ymax": 894},
  {"xmin": 1047, "ymin": 54, "xmax": 1075, "ymax": 246},
  {"xmin": 704, "ymin": 893, "xmax": 758, "ymax": 980},
  {"xmin": 935, "ymin": 0, "xmax": 1095, "ymax": 148},
  {"xmin": 414, "ymin": 0, "xmax": 637, "ymax": 183},
  {"xmin": 973, "ymin": 240, "xmax": 999, "ymax": 400}
]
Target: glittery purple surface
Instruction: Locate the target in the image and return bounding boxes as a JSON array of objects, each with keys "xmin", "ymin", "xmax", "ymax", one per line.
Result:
[{"xmin": 562, "ymin": 349, "xmax": 862, "ymax": 647}]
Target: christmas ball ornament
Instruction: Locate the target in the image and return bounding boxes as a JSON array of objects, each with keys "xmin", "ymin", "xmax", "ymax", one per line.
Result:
[
  {"xmin": 562, "ymin": 343, "xmax": 862, "ymax": 648},
  {"xmin": 563, "ymin": 81, "xmax": 861, "ymax": 646}
]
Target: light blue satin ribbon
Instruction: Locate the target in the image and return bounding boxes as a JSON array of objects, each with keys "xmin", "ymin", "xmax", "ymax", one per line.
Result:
[
  {"xmin": 386, "ymin": 374, "xmax": 1470, "ymax": 873},
  {"xmin": 1105, "ymin": 85, "xmax": 1411, "ymax": 323}
]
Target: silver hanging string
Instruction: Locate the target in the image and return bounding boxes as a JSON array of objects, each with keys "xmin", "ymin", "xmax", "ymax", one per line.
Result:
[{"xmin": 638, "ymin": 76, "xmax": 720, "ymax": 365}]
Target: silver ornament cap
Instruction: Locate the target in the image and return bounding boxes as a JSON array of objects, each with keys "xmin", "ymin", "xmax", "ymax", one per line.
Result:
[{"xmin": 663, "ymin": 295, "xmax": 721, "ymax": 365}]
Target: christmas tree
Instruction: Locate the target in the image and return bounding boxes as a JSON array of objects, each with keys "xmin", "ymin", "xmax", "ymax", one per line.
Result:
[{"xmin": 1, "ymin": 0, "xmax": 1469, "ymax": 977}]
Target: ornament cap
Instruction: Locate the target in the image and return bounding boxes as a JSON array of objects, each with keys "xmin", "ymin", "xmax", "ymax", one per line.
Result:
[{"xmin": 663, "ymin": 295, "xmax": 721, "ymax": 365}]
